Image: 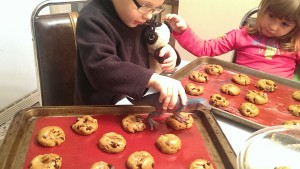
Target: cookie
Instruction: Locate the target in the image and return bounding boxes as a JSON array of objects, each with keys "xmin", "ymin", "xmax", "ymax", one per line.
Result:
[
  {"xmin": 189, "ymin": 159, "xmax": 214, "ymax": 169},
  {"xmin": 156, "ymin": 134, "xmax": 181, "ymax": 154},
  {"xmin": 210, "ymin": 94, "xmax": 229, "ymax": 107},
  {"xmin": 255, "ymin": 79, "xmax": 277, "ymax": 92},
  {"xmin": 185, "ymin": 83, "xmax": 204, "ymax": 96},
  {"xmin": 288, "ymin": 105, "xmax": 300, "ymax": 117},
  {"xmin": 232, "ymin": 73, "xmax": 251, "ymax": 85},
  {"xmin": 239, "ymin": 102, "xmax": 259, "ymax": 117},
  {"xmin": 166, "ymin": 112, "xmax": 194, "ymax": 130},
  {"xmin": 220, "ymin": 83, "xmax": 240, "ymax": 96},
  {"xmin": 72, "ymin": 115, "xmax": 98, "ymax": 135},
  {"xmin": 204, "ymin": 64, "xmax": 223, "ymax": 75},
  {"xmin": 245, "ymin": 90, "xmax": 268, "ymax": 105},
  {"xmin": 37, "ymin": 126, "xmax": 65, "ymax": 147},
  {"xmin": 292, "ymin": 91, "xmax": 300, "ymax": 101},
  {"xmin": 126, "ymin": 151, "xmax": 154, "ymax": 169},
  {"xmin": 189, "ymin": 71, "xmax": 209, "ymax": 83},
  {"xmin": 29, "ymin": 153, "xmax": 62, "ymax": 169},
  {"xmin": 90, "ymin": 161, "xmax": 114, "ymax": 169},
  {"xmin": 98, "ymin": 132, "xmax": 126, "ymax": 153},
  {"xmin": 274, "ymin": 167, "xmax": 290, "ymax": 169},
  {"xmin": 122, "ymin": 114, "xmax": 146, "ymax": 133},
  {"xmin": 283, "ymin": 120, "xmax": 300, "ymax": 126}
]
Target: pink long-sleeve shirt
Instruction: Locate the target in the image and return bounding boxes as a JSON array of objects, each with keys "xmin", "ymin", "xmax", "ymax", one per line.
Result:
[{"xmin": 173, "ymin": 26, "xmax": 300, "ymax": 79}]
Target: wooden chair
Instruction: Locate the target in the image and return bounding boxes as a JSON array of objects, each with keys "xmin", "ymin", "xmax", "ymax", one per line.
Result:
[
  {"xmin": 31, "ymin": 0, "xmax": 87, "ymax": 106},
  {"xmin": 231, "ymin": 7, "xmax": 300, "ymax": 81}
]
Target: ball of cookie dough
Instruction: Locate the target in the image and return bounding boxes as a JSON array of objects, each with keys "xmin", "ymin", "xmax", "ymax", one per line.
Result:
[
  {"xmin": 166, "ymin": 112, "xmax": 194, "ymax": 130},
  {"xmin": 122, "ymin": 114, "xmax": 146, "ymax": 133},
  {"xmin": 239, "ymin": 102, "xmax": 259, "ymax": 117},
  {"xmin": 126, "ymin": 151, "xmax": 154, "ymax": 169},
  {"xmin": 292, "ymin": 91, "xmax": 300, "ymax": 101},
  {"xmin": 185, "ymin": 83, "xmax": 204, "ymax": 96},
  {"xmin": 255, "ymin": 79, "xmax": 277, "ymax": 92},
  {"xmin": 156, "ymin": 134, "xmax": 181, "ymax": 154},
  {"xmin": 204, "ymin": 64, "xmax": 223, "ymax": 76},
  {"xmin": 72, "ymin": 115, "xmax": 98, "ymax": 135},
  {"xmin": 232, "ymin": 73, "xmax": 251, "ymax": 86},
  {"xmin": 37, "ymin": 126, "xmax": 65, "ymax": 147},
  {"xmin": 90, "ymin": 161, "xmax": 114, "ymax": 169},
  {"xmin": 98, "ymin": 132, "xmax": 126, "ymax": 153},
  {"xmin": 210, "ymin": 94, "xmax": 229, "ymax": 107},
  {"xmin": 189, "ymin": 71, "xmax": 209, "ymax": 83},
  {"xmin": 29, "ymin": 153, "xmax": 62, "ymax": 169},
  {"xmin": 245, "ymin": 90, "xmax": 268, "ymax": 105},
  {"xmin": 189, "ymin": 159, "xmax": 214, "ymax": 169},
  {"xmin": 221, "ymin": 83, "xmax": 240, "ymax": 96},
  {"xmin": 288, "ymin": 105, "xmax": 300, "ymax": 117},
  {"xmin": 283, "ymin": 120, "xmax": 300, "ymax": 126}
]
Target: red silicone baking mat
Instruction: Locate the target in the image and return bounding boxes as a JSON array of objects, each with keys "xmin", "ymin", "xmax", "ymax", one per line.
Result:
[
  {"xmin": 171, "ymin": 57, "xmax": 300, "ymax": 129},
  {"xmin": 0, "ymin": 106, "xmax": 236, "ymax": 169}
]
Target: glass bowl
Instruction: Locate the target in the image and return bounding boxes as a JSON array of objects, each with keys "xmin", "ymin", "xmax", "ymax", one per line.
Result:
[{"xmin": 237, "ymin": 125, "xmax": 300, "ymax": 169}]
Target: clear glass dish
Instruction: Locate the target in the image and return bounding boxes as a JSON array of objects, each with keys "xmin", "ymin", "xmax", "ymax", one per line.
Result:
[{"xmin": 237, "ymin": 125, "xmax": 300, "ymax": 169}]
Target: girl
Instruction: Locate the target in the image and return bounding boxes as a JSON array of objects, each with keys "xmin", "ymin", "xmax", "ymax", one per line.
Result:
[
  {"xmin": 164, "ymin": 0, "xmax": 300, "ymax": 79},
  {"xmin": 75, "ymin": 0, "xmax": 187, "ymax": 109}
]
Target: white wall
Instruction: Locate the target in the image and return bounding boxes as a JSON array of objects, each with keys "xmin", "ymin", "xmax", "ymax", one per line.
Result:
[{"xmin": 176, "ymin": 0, "xmax": 261, "ymax": 61}]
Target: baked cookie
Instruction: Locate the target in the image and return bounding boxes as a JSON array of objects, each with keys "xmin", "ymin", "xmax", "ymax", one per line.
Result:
[
  {"xmin": 98, "ymin": 132, "xmax": 126, "ymax": 153},
  {"xmin": 210, "ymin": 94, "xmax": 229, "ymax": 107},
  {"xmin": 220, "ymin": 83, "xmax": 240, "ymax": 96},
  {"xmin": 189, "ymin": 71, "xmax": 209, "ymax": 83},
  {"xmin": 288, "ymin": 105, "xmax": 300, "ymax": 117},
  {"xmin": 204, "ymin": 64, "xmax": 223, "ymax": 76},
  {"xmin": 239, "ymin": 102, "xmax": 259, "ymax": 117},
  {"xmin": 245, "ymin": 90, "xmax": 268, "ymax": 105},
  {"xmin": 255, "ymin": 79, "xmax": 277, "ymax": 92},
  {"xmin": 156, "ymin": 134, "xmax": 181, "ymax": 154},
  {"xmin": 232, "ymin": 73, "xmax": 251, "ymax": 86},
  {"xmin": 29, "ymin": 153, "xmax": 62, "ymax": 169},
  {"xmin": 37, "ymin": 126, "xmax": 65, "ymax": 147},
  {"xmin": 292, "ymin": 91, "xmax": 300, "ymax": 101},
  {"xmin": 283, "ymin": 120, "xmax": 300, "ymax": 126},
  {"xmin": 274, "ymin": 166, "xmax": 290, "ymax": 169},
  {"xmin": 185, "ymin": 83, "xmax": 204, "ymax": 96},
  {"xmin": 90, "ymin": 161, "xmax": 114, "ymax": 169},
  {"xmin": 126, "ymin": 151, "xmax": 154, "ymax": 169},
  {"xmin": 122, "ymin": 114, "xmax": 146, "ymax": 133},
  {"xmin": 166, "ymin": 112, "xmax": 194, "ymax": 130},
  {"xmin": 72, "ymin": 115, "xmax": 98, "ymax": 135},
  {"xmin": 189, "ymin": 159, "xmax": 214, "ymax": 169}
]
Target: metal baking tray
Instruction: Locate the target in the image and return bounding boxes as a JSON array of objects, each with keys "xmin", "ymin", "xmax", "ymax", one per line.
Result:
[
  {"xmin": 171, "ymin": 57, "xmax": 300, "ymax": 130},
  {"xmin": 0, "ymin": 106, "xmax": 236, "ymax": 169}
]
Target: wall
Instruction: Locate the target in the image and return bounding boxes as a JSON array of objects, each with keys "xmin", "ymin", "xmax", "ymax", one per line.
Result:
[{"xmin": 176, "ymin": 0, "xmax": 260, "ymax": 61}]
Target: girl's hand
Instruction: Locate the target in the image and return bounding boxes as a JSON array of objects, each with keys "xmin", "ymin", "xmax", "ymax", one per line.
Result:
[
  {"xmin": 163, "ymin": 13, "xmax": 187, "ymax": 34},
  {"xmin": 147, "ymin": 73, "xmax": 187, "ymax": 110},
  {"xmin": 159, "ymin": 44, "xmax": 177, "ymax": 73}
]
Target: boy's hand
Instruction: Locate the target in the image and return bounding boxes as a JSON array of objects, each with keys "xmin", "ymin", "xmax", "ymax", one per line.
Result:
[
  {"xmin": 159, "ymin": 44, "xmax": 177, "ymax": 73},
  {"xmin": 148, "ymin": 74, "xmax": 187, "ymax": 110},
  {"xmin": 163, "ymin": 13, "xmax": 187, "ymax": 34}
]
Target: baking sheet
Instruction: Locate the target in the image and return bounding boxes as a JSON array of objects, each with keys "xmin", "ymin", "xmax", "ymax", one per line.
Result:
[
  {"xmin": 0, "ymin": 106, "xmax": 236, "ymax": 169},
  {"xmin": 171, "ymin": 57, "xmax": 300, "ymax": 129}
]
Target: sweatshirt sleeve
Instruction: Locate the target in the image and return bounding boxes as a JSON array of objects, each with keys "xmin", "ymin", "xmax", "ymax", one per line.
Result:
[{"xmin": 172, "ymin": 26, "xmax": 238, "ymax": 57}]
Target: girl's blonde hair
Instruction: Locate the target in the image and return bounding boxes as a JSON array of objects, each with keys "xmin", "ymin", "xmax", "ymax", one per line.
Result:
[{"xmin": 247, "ymin": 0, "xmax": 300, "ymax": 52}]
